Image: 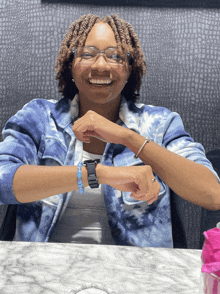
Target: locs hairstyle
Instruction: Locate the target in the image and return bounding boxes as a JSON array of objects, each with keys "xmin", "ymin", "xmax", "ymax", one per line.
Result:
[{"xmin": 55, "ymin": 14, "xmax": 147, "ymax": 102}]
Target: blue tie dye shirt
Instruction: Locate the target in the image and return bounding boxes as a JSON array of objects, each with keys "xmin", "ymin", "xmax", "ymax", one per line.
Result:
[{"xmin": 0, "ymin": 95, "xmax": 218, "ymax": 246}]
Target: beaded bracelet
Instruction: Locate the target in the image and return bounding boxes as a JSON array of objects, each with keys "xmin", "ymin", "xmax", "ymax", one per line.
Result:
[{"xmin": 77, "ymin": 162, "xmax": 84, "ymax": 193}]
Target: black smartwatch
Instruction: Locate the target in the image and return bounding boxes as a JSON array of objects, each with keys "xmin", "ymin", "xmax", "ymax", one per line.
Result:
[{"xmin": 83, "ymin": 159, "xmax": 100, "ymax": 189}]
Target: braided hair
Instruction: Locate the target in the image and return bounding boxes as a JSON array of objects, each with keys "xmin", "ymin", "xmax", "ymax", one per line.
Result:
[{"xmin": 55, "ymin": 14, "xmax": 147, "ymax": 102}]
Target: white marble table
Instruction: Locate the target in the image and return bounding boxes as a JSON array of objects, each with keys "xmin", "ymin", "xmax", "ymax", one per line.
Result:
[{"xmin": 0, "ymin": 241, "xmax": 202, "ymax": 294}]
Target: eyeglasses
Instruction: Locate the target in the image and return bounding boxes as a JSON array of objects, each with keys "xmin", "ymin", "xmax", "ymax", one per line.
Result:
[{"xmin": 72, "ymin": 46, "xmax": 132, "ymax": 67}]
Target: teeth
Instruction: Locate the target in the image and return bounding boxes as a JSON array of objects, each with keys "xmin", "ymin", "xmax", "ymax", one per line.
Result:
[{"xmin": 89, "ymin": 79, "xmax": 112, "ymax": 85}]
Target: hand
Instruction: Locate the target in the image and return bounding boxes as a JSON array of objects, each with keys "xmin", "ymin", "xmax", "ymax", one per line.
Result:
[
  {"xmin": 97, "ymin": 164, "xmax": 161, "ymax": 205},
  {"xmin": 72, "ymin": 110, "xmax": 127, "ymax": 144}
]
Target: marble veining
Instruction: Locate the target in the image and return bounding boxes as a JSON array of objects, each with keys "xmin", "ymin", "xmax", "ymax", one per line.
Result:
[{"xmin": 0, "ymin": 241, "xmax": 202, "ymax": 294}]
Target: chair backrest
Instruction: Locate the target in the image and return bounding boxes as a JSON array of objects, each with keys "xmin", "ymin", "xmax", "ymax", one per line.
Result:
[
  {"xmin": 0, "ymin": 0, "xmax": 220, "ymax": 247},
  {"xmin": 0, "ymin": 206, "xmax": 8, "ymax": 236},
  {"xmin": 0, "ymin": 205, "xmax": 17, "ymax": 241},
  {"xmin": 171, "ymin": 150, "xmax": 220, "ymax": 249}
]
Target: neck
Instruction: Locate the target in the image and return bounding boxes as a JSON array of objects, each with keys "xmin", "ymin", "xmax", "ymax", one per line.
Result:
[{"xmin": 78, "ymin": 95, "xmax": 121, "ymax": 123}]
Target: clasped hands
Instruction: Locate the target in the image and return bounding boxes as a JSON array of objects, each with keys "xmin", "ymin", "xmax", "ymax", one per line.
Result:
[{"xmin": 72, "ymin": 110, "xmax": 160, "ymax": 204}]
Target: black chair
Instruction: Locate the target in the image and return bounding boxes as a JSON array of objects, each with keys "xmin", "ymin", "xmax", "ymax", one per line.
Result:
[
  {"xmin": 171, "ymin": 149, "xmax": 220, "ymax": 249},
  {"xmin": 0, "ymin": 205, "xmax": 17, "ymax": 241},
  {"xmin": 199, "ymin": 150, "xmax": 220, "ymax": 248},
  {"xmin": 0, "ymin": 0, "xmax": 220, "ymax": 247}
]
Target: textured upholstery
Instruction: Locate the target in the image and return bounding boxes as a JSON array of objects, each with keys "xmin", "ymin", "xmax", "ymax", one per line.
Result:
[
  {"xmin": 0, "ymin": 0, "xmax": 220, "ymax": 248},
  {"xmin": 42, "ymin": 0, "xmax": 220, "ymax": 9}
]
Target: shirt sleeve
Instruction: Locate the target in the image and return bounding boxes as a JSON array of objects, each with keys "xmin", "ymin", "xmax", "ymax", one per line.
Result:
[
  {"xmin": 0, "ymin": 99, "xmax": 47, "ymax": 204},
  {"xmin": 162, "ymin": 111, "xmax": 220, "ymax": 182}
]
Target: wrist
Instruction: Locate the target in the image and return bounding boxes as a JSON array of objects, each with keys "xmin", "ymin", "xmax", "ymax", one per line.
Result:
[
  {"xmin": 121, "ymin": 128, "xmax": 137, "ymax": 147},
  {"xmin": 81, "ymin": 166, "xmax": 89, "ymax": 187},
  {"xmin": 123, "ymin": 128, "xmax": 143, "ymax": 152},
  {"xmin": 96, "ymin": 164, "xmax": 109, "ymax": 185}
]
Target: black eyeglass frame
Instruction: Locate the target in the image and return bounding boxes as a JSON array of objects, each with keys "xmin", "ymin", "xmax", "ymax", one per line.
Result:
[{"xmin": 71, "ymin": 46, "xmax": 133, "ymax": 65}]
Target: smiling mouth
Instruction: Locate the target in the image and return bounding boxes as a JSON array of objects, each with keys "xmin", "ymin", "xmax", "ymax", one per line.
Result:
[{"xmin": 89, "ymin": 79, "xmax": 113, "ymax": 85}]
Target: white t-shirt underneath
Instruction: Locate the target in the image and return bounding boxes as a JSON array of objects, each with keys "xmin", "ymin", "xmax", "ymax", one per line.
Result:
[{"xmin": 49, "ymin": 150, "xmax": 115, "ymax": 245}]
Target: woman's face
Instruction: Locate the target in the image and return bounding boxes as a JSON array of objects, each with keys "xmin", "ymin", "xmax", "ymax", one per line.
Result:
[{"xmin": 71, "ymin": 22, "xmax": 131, "ymax": 106}]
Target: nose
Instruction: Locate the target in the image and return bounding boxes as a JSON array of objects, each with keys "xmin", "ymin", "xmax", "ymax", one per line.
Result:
[{"xmin": 91, "ymin": 54, "xmax": 111, "ymax": 72}]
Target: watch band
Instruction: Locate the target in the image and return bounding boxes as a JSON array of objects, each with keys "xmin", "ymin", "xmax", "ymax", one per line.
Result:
[{"xmin": 83, "ymin": 159, "xmax": 100, "ymax": 189}]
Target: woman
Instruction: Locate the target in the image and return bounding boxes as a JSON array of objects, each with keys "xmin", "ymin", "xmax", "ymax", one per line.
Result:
[{"xmin": 0, "ymin": 14, "xmax": 219, "ymax": 247}]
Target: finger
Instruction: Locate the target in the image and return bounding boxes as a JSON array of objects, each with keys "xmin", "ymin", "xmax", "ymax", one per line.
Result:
[
  {"xmin": 130, "ymin": 191, "xmax": 158, "ymax": 204},
  {"xmin": 82, "ymin": 130, "xmax": 106, "ymax": 142},
  {"xmin": 147, "ymin": 195, "xmax": 159, "ymax": 205},
  {"xmin": 83, "ymin": 130, "xmax": 109, "ymax": 143},
  {"xmin": 147, "ymin": 181, "xmax": 160, "ymax": 204},
  {"xmin": 82, "ymin": 136, "xmax": 91, "ymax": 143},
  {"xmin": 73, "ymin": 121, "xmax": 93, "ymax": 133},
  {"xmin": 73, "ymin": 120, "xmax": 109, "ymax": 143},
  {"xmin": 73, "ymin": 111, "xmax": 99, "ymax": 133},
  {"xmin": 131, "ymin": 174, "xmax": 151, "ymax": 198},
  {"xmin": 130, "ymin": 192, "xmax": 147, "ymax": 199},
  {"xmin": 72, "ymin": 120, "xmax": 94, "ymax": 142},
  {"xmin": 130, "ymin": 189, "xmax": 147, "ymax": 199},
  {"xmin": 131, "ymin": 177, "xmax": 160, "ymax": 202}
]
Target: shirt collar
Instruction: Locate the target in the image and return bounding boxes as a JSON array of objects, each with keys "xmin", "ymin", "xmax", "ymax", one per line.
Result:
[
  {"xmin": 51, "ymin": 94, "xmax": 142, "ymax": 134},
  {"xmin": 118, "ymin": 95, "xmax": 142, "ymax": 134},
  {"xmin": 50, "ymin": 94, "xmax": 79, "ymax": 130}
]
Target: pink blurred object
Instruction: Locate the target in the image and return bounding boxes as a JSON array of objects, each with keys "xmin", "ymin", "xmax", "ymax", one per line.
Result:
[
  {"xmin": 201, "ymin": 225, "xmax": 220, "ymax": 293},
  {"xmin": 202, "ymin": 273, "xmax": 220, "ymax": 294}
]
